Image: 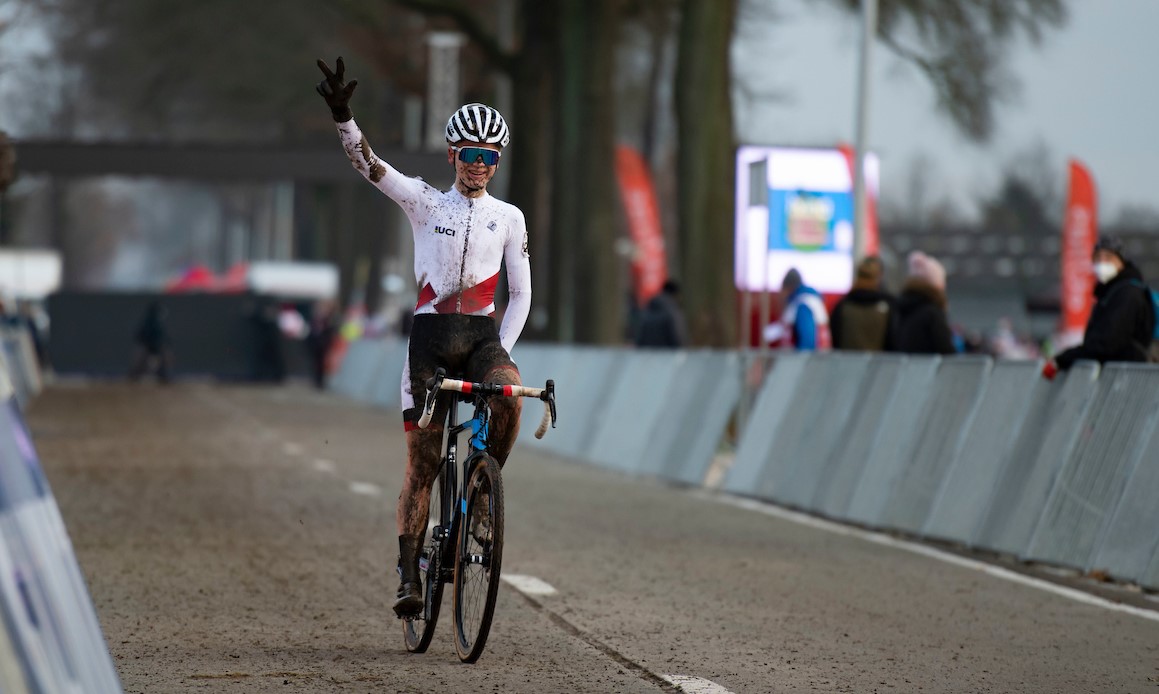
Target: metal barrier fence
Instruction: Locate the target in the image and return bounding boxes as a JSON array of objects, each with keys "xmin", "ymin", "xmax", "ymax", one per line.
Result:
[
  {"xmin": 922, "ymin": 360, "xmax": 1043, "ymax": 543},
  {"xmin": 331, "ymin": 340, "xmax": 1159, "ymax": 590},
  {"xmin": 0, "ymin": 337, "xmax": 124, "ymax": 692},
  {"xmin": 1024, "ymin": 365, "xmax": 1159, "ymax": 571},
  {"xmin": 972, "ymin": 363, "xmax": 1100, "ymax": 555},
  {"xmin": 843, "ymin": 357, "xmax": 941, "ymax": 527}
]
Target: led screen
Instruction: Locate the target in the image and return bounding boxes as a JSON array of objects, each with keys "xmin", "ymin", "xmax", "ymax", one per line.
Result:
[{"xmin": 734, "ymin": 146, "xmax": 879, "ymax": 293}]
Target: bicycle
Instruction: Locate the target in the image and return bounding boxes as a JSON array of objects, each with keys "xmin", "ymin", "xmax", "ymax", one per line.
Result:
[{"xmin": 402, "ymin": 366, "xmax": 557, "ymax": 662}]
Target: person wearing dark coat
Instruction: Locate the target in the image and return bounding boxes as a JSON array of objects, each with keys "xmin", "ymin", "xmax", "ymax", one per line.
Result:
[
  {"xmin": 831, "ymin": 255, "xmax": 897, "ymax": 351},
  {"xmin": 894, "ymin": 251, "xmax": 956, "ymax": 355},
  {"xmin": 1043, "ymin": 236, "xmax": 1156, "ymax": 378},
  {"xmin": 129, "ymin": 300, "xmax": 174, "ymax": 383},
  {"xmin": 634, "ymin": 280, "xmax": 688, "ymax": 349},
  {"xmin": 306, "ymin": 300, "xmax": 339, "ymax": 390}
]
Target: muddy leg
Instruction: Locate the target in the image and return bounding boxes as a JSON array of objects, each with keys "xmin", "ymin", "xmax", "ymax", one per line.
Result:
[
  {"xmin": 397, "ymin": 426, "xmax": 443, "ymax": 537},
  {"xmin": 393, "ymin": 425, "xmax": 442, "ymax": 616},
  {"xmin": 484, "ymin": 366, "xmax": 522, "ymax": 468}
]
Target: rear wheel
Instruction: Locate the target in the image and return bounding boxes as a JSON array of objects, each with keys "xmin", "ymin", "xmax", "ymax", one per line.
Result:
[
  {"xmin": 453, "ymin": 454, "xmax": 504, "ymax": 663},
  {"xmin": 403, "ymin": 465, "xmax": 449, "ymax": 652}
]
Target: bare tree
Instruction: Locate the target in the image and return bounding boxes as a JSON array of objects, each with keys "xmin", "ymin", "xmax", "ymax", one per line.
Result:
[
  {"xmin": 879, "ymin": 152, "xmax": 966, "ymax": 229},
  {"xmin": 674, "ymin": 0, "xmax": 737, "ymax": 347},
  {"xmin": 819, "ymin": 0, "xmax": 1067, "ymax": 141}
]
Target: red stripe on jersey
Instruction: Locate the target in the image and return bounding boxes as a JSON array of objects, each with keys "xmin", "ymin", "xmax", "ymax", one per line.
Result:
[
  {"xmin": 433, "ymin": 272, "xmax": 501, "ymax": 314},
  {"xmin": 404, "ymin": 420, "xmax": 419, "ymax": 432},
  {"xmin": 461, "ymin": 272, "xmax": 501, "ymax": 313},
  {"xmin": 415, "ymin": 283, "xmax": 437, "ymax": 310}
]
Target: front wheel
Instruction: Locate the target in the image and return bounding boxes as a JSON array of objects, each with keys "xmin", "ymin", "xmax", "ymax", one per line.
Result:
[{"xmin": 453, "ymin": 454, "xmax": 504, "ymax": 663}]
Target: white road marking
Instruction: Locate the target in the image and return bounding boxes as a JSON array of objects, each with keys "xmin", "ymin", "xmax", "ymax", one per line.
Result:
[
  {"xmin": 348, "ymin": 481, "xmax": 382, "ymax": 497},
  {"xmin": 282, "ymin": 442, "xmax": 304, "ymax": 457},
  {"xmin": 661, "ymin": 675, "xmax": 737, "ymax": 693},
  {"xmin": 312, "ymin": 459, "xmax": 337, "ymax": 474},
  {"xmin": 502, "ymin": 574, "xmax": 557, "ymax": 596},
  {"xmin": 706, "ymin": 492, "xmax": 1159, "ymax": 624}
]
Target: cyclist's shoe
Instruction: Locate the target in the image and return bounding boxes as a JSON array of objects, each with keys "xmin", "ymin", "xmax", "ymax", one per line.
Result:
[
  {"xmin": 394, "ymin": 535, "xmax": 424, "ymax": 617},
  {"xmin": 393, "ymin": 581, "xmax": 423, "ymax": 617}
]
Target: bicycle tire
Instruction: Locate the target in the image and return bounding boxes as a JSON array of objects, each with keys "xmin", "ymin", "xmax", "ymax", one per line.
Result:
[
  {"xmin": 453, "ymin": 453, "xmax": 504, "ymax": 663},
  {"xmin": 403, "ymin": 464, "xmax": 449, "ymax": 652}
]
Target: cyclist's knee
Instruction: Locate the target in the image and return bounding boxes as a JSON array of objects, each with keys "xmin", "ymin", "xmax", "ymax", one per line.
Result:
[{"xmin": 485, "ymin": 364, "xmax": 521, "ymax": 386}]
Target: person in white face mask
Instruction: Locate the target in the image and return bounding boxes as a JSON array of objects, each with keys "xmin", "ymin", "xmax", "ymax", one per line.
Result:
[{"xmin": 1042, "ymin": 236, "xmax": 1157, "ymax": 379}]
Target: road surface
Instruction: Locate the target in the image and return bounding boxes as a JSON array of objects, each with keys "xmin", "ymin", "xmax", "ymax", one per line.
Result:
[{"xmin": 27, "ymin": 381, "xmax": 1159, "ymax": 693}]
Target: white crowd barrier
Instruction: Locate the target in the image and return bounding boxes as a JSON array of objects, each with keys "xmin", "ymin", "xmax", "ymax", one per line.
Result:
[
  {"xmin": 1, "ymin": 326, "xmax": 42, "ymax": 410},
  {"xmin": 331, "ymin": 338, "xmax": 1159, "ymax": 590},
  {"xmin": 0, "ymin": 363, "xmax": 124, "ymax": 692}
]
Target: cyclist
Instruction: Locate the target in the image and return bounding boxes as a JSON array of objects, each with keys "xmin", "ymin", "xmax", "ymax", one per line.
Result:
[{"xmin": 316, "ymin": 58, "xmax": 531, "ymax": 617}]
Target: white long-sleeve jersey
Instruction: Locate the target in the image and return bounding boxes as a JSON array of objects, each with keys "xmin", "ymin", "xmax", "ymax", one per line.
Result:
[{"xmin": 335, "ymin": 119, "xmax": 531, "ymax": 353}]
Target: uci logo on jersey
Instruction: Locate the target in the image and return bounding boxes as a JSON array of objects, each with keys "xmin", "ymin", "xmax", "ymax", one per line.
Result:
[{"xmin": 434, "ymin": 226, "xmax": 457, "ymax": 237}]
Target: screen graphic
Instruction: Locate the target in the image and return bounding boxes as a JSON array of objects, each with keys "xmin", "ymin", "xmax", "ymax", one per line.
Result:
[{"xmin": 735, "ymin": 146, "xmax": 878, "ymax": 294}]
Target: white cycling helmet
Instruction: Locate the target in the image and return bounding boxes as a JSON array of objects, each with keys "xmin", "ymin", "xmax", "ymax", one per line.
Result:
[{"xmin": 445, "ymin": 103, "xmax": 510, "ymax": 148}]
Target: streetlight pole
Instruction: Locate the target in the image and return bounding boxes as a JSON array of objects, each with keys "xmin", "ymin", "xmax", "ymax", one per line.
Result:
[
  {"xmin": 425, "ymin": 32, "xmax": 465, "ymax": 151},
  {"xmin": 852, "ymin": 0, "xmax": 878, "ymax": 263}
]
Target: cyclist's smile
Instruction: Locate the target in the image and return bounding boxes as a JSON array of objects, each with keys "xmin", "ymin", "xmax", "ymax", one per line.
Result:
[
  {"xmin": 449, "ymin": 142, "xmax": 500, "ymax": 196},
  {"xmin": 457, "ymin": 163, "xmax": 495, "ymax": 193}
]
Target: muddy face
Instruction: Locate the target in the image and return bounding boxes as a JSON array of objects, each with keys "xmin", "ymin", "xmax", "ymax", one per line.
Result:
[{"xmin": 448, "ymin": 142, "xmax": 500, "ymax": 198}]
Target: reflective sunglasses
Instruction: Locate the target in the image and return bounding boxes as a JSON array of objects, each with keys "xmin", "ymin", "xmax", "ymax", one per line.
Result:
[{"xmin": 453, "ymin": 146, "xmax": 501, "ymax": 166}]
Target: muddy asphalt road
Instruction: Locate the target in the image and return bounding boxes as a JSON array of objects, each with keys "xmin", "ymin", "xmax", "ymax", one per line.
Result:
[{"xmin": 25, "ymin": 381, "xmax": 1159, "ymax": 693}]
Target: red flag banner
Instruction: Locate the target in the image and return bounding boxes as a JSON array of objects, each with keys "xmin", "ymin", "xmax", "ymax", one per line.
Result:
[
  {"xmin": 1060, "ymin": 159, "xmax": 1097, "ymax": 340},
  {"xmin": 838, "ymin": 143, "xmax": 879, "ymax": 257},
  {"xmin": 614, "ymin": 145, "xmax": 668, "ymax": 304}
]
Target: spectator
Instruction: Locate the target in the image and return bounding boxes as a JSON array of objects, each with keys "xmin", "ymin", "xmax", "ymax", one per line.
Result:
[
  {"xmin": 250, "ymin": 297, "xmax": 286, "ymax": 383},
  {"xmin": 830, "ymin": 256, "xmax": 896, "ymax": 351},
  {"xmin": 634, "ymin": 280, "xmax": 688, "ymax": 349},
  {"xmin": 129, "ymin": 300, "xmax": 173, "ymax": 383},
  {"xmin": 306, "ymin": 300, "xmax": 339, "ymax": 390},
  {"xmin": 894, "ymin": 251, "xmax": 956, "ymax": 355},
  {"xmin": 990, "ymin": 317, "xmax": 1039, "ymax": 360},
  {"xmin": 1042, "ymin": 236, "xmax": 1156, "ymax": 379},
  {"xmin": 763, "ymin": 268, "xmax": 831, "ymax": 351}
]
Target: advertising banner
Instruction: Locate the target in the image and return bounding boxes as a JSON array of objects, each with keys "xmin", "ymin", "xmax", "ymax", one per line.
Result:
[
  {"xmin": 838, "ymin": 143, "xmax": 879, "ymax": 257},
  {"xmin": 615, "ymin": 145, "xmax": 668, "ymax": 305},
  {"xmin": 1060, "ymin": 159, "xmax": 1097, "ymax": 344}
]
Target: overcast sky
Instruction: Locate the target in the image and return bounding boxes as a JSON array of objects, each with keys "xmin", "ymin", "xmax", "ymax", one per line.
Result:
[{"xmin": 733, "ymin": 0, "xmax": 1159, "ymax": 223}]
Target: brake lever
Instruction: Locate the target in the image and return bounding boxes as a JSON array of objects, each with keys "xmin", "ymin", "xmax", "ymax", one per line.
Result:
[
  {"xmin": 545, "ymin": 379, "xmax": 557, "ymax": 428},
  {"xmin": 421, "ymin": 367, "xmax": 446, "ymax": 419}
]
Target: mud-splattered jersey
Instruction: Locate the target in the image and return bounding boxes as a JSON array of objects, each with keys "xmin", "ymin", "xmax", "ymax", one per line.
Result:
[{"xmin": 335, "ymin": 119, "xmax": 531, "ymax": 353}]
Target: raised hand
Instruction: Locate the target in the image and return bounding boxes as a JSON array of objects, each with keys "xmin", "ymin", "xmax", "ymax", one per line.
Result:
[{"xmin": 316, "ymin": 57, "xmax": 358, "ymax": 122}]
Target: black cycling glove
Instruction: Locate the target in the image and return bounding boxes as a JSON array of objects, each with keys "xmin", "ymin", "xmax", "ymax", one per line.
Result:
[{"xmin": 316, "ymin": 57, "xmax": 358, "ymax": 122}]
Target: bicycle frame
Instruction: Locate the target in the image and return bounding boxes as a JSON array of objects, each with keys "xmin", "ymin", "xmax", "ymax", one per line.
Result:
[
  {"xmin": 425, "ymin": 393, "xmax": 497, "ymax": 599},
  {"xmin": 407, "ymin": 367, "xmax": 556, "ymax": 659},
  {"xmin": 437, "ymin": 398, "xmax": 486, "ymax": 551}
]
